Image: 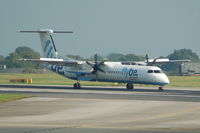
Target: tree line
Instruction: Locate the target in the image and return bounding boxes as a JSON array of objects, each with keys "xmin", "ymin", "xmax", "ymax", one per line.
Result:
[
  {"xmin": 67, "ymin": 49, "xmax": 200, "ymax": 62},
  {"xmin": 0, "ymin": 46, "xmax": 40, "ymax": 69},
  {"xmin": 0, "ymin": 46, "xmax": 199, "ymax": 75}
]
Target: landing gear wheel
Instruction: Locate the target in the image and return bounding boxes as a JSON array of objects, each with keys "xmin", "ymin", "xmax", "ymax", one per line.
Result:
[
  {"xmin": 126, "ymin": 83, "xmax": 134, "ymax": 90},
  {"xmin": 74, "ymin": 82, "xmax": 81, "ymax": 89},
  {"xmin": 158, "ymin": 86, "xmax": 164, "ymax": 91}
]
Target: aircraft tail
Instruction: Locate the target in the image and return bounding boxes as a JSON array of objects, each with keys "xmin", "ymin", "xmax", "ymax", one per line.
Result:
[{"xmin": 18, "ymin": 29, "xmax": 73, "ymax": 58}]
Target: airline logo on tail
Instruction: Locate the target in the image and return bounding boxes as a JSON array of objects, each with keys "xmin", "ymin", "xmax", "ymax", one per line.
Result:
[{"xmin": 44, "ymin": 40, "xmax": 54, "ymax": 58}]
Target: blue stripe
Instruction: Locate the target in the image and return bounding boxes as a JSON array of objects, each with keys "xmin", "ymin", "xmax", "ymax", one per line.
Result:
[
  {"xmin": 44, "ymin": 40, "xmax": 51, "ymax": 52},
  {"xmin": 50, "ymin": 53, "xmax": 53, "ymax": 58},
  {"xmin": 98, "ymin": 79, "xmax": 168, "ymax": 86},
  {"xmin": 65, "ymin": 70, "xmax": 91, "ymax": 75},
  {"xmin": 47, "ymin": 47, "xmax": 53, "ymax": 57},
  {"xmin": 67, "ymin": 77, "xmax": 168, "ymax": 86}
]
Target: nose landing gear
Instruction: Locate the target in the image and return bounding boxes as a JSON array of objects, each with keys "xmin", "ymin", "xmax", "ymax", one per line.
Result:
[
  {"xmin": 74, "ymin": 80, "xmax": 81, "ymax": 89},
  {"xmin": 158, "ymin": 86, "xmax": 164, "ymax": 91},
  {"xmin": 126, "ymin": 83, "xmax": 134, "ymax": 90}
]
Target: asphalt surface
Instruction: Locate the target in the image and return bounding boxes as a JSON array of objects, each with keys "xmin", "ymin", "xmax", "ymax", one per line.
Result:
[{"xmin": 0, "ymin": 84, "xmax": 200, "ymax": 133}]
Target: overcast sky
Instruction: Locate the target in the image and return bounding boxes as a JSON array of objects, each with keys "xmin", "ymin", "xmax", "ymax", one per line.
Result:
[{"xmin": 0, "ymin": 0, "xmax": 200, "ymax": 58}]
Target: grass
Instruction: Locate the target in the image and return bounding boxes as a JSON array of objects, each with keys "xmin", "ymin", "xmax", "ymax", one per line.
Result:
[
  {"xmin": 0, "ymin": 73, "xmax": 115, "ymax": 86},
  {"xmin": 0, "ymin": 73, "xmax": 200, "ymax": 88},
  {"xmin": 0, "ymin": 94, "xmax": 31, "ymax": 103},
  {"xmin": 169, "ymin": 76, "xmax": 200, "ymax": 88}
]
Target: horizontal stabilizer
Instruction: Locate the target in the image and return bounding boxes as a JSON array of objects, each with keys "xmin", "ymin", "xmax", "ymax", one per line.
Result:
[{"xmin": 17, "ymin": 29, "xmax": 73, "ymax": 34}]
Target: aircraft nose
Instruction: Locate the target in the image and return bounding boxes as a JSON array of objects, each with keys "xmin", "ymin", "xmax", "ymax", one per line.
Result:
[{"xmin": 162, "ymin": 74, "xmax": 170, "ymax": 85}]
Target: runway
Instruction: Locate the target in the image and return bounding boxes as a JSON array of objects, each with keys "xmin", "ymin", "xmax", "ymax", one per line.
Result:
[{"xmin": 0, "ymin": 84, "xmax": 200, "ymax": 133}]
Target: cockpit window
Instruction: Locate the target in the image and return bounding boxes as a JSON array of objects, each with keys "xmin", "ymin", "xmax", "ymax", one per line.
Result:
[
  {"xmin": 154, "ymin": 70, "xmax": 161, "ymax": 73},
  {"xmin": 147, "ymin": 70, "xmax": 153, "ymax": 73},
  {"xmin": 148, "ymin": 70, "xmax": 162, "ymax": 73}
]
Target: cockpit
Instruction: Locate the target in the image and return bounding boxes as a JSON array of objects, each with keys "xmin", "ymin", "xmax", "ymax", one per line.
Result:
[{"xmin": 147, "ymin": 70, "xmax": 162, "ymax": 73}]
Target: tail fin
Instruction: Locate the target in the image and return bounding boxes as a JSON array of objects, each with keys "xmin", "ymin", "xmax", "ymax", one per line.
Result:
[{"xmin": 18, "ymin": 29, "xmax": 73, "ymax": 58}]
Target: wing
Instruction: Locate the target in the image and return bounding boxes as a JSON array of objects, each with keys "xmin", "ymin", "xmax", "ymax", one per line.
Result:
[
  {"xmin": 127, "ymin": 58, "xmax": 190, "ymax": 66},
  {"xmin": 20, "ymin": 58, "xmax": 84, "ymax": 66},
  {"xmin": 145, "ymin": 58, "xmax": 191, "ymax": 64}
]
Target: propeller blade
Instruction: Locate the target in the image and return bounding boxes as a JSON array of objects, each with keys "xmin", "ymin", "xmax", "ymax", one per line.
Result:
[
  {"xmin": 149, "ymin": 57, "xmax": 159, "ymax": 66},
  {"xmin": 95, "ymin": 71, "xmax": 98, "ymax": 81},
  {"xmin": 98, "ymin": 68, "xmax": 106, "ymax": 73},
  {"xmin": 94, "ymin": 54, "xmax": 98, "ymax": 81},
  {"xmin": 86, "ymin": 54, "xmax": 106, "ymax": 81},
  {"xmin": 95, "ymin": 54, "xmax": 98, "ymax": 64},
  {"xmin": 86, "ymin": 61, "xmax": 94, "ymax": 67},
  {"xmin": 98, "ymin": 60, "xmax": 105, "ymax": 66},
  {"xmin": 145, "ymin": 54, "xmax": 159, "ymax": 66},
  {"xmin": 145, "ymin": 54, "xmax": 149, "ymax": 66}
]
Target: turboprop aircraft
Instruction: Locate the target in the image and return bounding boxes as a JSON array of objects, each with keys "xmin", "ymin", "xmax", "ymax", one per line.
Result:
[{"xmin": 18, "ymin": 29, "xmax": 190, "ymax": 91}]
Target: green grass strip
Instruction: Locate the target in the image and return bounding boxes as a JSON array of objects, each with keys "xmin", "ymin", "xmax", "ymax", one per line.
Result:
[
  {"xmin": 0, "ymin": 73, "xmax": 200, "ymax": 88},
  {"xmin": 0, "ymin": 94, "xmax": 31, "ymax": 103}
]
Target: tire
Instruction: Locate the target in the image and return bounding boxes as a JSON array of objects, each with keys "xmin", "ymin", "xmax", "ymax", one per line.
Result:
[
  {"xmin": 74, "ymin": 83, "xmax": 81, "ymax": 89},
  {"xmin": 126, "ymin": 83, "xmax": 134, "ymax": 90},
  {"xmin": 158, "ymin": 87, "xmax": 164, "ymax": 91}
]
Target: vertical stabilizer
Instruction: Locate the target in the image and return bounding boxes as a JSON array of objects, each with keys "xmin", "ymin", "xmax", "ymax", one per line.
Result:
[
  {"xmin": 18, "ymin": 29, "xmax": 73, "ymax": 58},
  {"xmin": 39, "ymin": 29, "xmax": 58, "ymax": 58}
]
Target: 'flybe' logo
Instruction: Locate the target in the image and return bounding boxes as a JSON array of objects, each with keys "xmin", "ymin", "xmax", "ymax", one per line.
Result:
[
  {"xmin": 122, "ymin": 67, "xmax": 138, "ymax": 79},
  {"xmin": 51, "ymin": 65, "xmax": 64, "ymax": 75},
  {"xmin": 44, "ymin": 40, "xmax": 54, "ymax": 58}
]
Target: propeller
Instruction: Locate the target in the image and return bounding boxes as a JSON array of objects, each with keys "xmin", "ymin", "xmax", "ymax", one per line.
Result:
[
  {"xmin": 145, "ymin": 54, "xmax": 149, "ymax": 65},
  {"xmin": 145, "ymin": 54, "xmax": 159, "ymax": 66},
  {"xmin": 86, "ymin": 54, "xmax": 106, "ymax": 81}
]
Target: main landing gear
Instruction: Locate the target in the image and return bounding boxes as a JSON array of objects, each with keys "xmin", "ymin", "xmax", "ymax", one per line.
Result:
[
  {"xmin": 74, "ymin": 82, "xmax": 81, "ymax": 89},
  {"xmin": 158, "ymin": 86, "xmax": 164, "ymax": 91},
  {"xmin": 126, "ymin": 83, "xmax": 134, "ymax": 90}
]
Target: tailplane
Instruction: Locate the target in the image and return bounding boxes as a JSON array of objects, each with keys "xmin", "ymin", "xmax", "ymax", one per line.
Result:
[{"xmin": 18, "ymin": 29, "xmax": 73, "ymax": 58}]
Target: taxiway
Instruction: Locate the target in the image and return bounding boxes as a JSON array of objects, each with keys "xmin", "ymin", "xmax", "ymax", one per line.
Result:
[{"xmin": 0, "ymin": 84, "xmax": 200, "ymax": 133}]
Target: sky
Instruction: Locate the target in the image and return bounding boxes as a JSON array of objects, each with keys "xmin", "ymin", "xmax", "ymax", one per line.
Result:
[{"xmin": 0, "ymin": 0, "xmax": 200, "ymax": 58}]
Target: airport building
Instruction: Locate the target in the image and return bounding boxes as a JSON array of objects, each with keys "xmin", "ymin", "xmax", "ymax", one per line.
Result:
[{"xmin": 180, "ymin": 63, "xmax": 200, "ymax": 76}]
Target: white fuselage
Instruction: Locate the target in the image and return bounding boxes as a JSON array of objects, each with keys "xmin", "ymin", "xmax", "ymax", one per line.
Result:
[{"xmin": 47, "ymin": 62, "xmax": 170, "ymax": 86}]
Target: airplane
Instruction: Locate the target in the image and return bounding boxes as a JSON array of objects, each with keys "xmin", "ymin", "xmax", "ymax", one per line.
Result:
[{"xmin": 18, "ymin": 29, "xmax": 190, "ymax": 91}]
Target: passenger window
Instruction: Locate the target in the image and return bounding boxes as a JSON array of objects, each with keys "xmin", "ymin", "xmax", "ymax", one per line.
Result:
[
  {"xmin": 154, "ymin": 70, "xmax": 161, "ymax": 73},
  {"xmin": 147, "ymin": 70, "xmax": 153, "ymax": 73}
]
